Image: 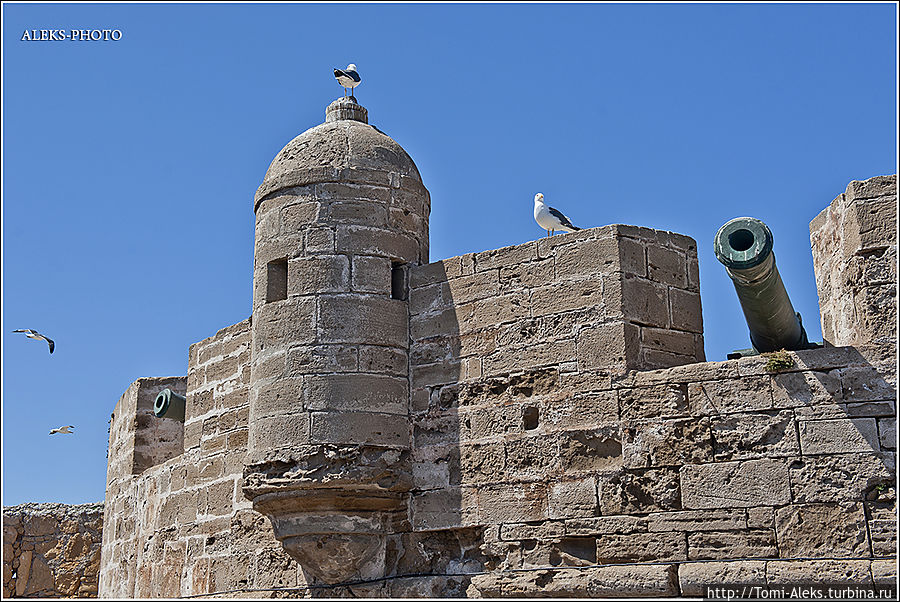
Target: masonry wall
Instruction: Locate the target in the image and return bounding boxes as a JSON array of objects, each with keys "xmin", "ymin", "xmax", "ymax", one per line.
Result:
[
  {"xmin": 810, "ymin": 174, "xmax": 897, "ymax": 347},
  {"xmin": 99, "ymin": 319, "xmax": 308, "ymax": 598},
  {"xmin": 3, "ymin": 503, "xmax": 103, "ymax": 598},
  {"xmin": 92, "ymin": 175, "xmax": 897, "ymax": 598}
]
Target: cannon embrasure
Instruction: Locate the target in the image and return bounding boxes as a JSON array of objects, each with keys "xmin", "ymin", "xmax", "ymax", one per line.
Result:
[
  {"xmin": 153, "ymin": 388, "xmax": 187, "ymax": 422},
  {"xmin": 714, "ymin": 217, "xmax": 813, "ymax": 358}
]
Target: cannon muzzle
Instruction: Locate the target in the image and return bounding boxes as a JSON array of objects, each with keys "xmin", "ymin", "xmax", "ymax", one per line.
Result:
[
  {"xmin": 154, "ymin": 388, "xmax": 186, "ymax": 422},
  {"xmin": 714, "ymin": 217, "xmax": 811, "ymax": 355}
]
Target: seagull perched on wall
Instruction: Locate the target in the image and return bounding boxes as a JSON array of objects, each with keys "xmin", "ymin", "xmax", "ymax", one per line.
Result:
[
  {"xmin": 334, "ymin": 64, "xmax": 361, "ymax": 98},
  {"xmin": 534, "ymin": 193, "xmax": 581, "ymax": 237},
  {"xmin": 12, "ymin": 329, "xmax": 55, "ymax": 354},
  {"xmin": 49, "ymin": 425, "xmax": 74, "ymax": 435}
]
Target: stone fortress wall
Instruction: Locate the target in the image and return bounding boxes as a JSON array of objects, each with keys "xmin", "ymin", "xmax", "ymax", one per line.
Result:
[
  {"xmin": 3, "ymin": 94, "xmax": 896, "ymax": 598},
  {"xmin": 3, "ymin": 503, "xmax": 103, "ymax": 598}
]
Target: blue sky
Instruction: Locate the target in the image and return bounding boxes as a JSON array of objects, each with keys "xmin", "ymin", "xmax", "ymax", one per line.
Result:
[{"xmin": 2, "ymin": 2, "xmax": 896, "ymax": 505}]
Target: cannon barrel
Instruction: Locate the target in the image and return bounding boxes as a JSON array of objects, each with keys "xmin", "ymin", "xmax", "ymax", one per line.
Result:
[
  {"xmin": 714, "ymin": 217, "xmax": 810, "ymax": 353},
  {"xmin": 153, "ymin": 388, "xmax": 186, "ymax": 422}
]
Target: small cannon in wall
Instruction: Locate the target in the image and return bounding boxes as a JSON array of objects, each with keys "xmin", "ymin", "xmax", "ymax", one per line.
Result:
[
  {"xmin": 153, "ymin": 388, "xmax": 186, "ymax": 422},
  {"xmin": 714, "ymin": 217, "xmax": 815, "ymax": 358}
]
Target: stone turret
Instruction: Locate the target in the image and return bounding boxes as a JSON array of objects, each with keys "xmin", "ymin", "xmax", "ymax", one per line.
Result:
[{"xmin": 243, "ymin": 97, "xmax": 430, "ymax": 584}]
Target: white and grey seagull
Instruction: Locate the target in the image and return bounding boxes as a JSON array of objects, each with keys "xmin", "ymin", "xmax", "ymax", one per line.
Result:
[
  {"xmin": 13, "ymin": 329, "xmax": 55, "ymax": 354},
  {"xmin": 49, "ymin": 425, "xmax": 74, "ymax": 435},
  {"xmin": 334, "ymin": 63, "xmax": 361, "ymax": 97},
  {"xmin": 534, "ymin": 193, "xmax": 581, "ymax": 237}
]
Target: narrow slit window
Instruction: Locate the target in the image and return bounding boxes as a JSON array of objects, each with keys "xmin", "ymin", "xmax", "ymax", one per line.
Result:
[
  {"xmin": 391, "ymin": 262, "xmax": 407, "ymax": 301},
  {"xmin": 266, "ymin": 258, "xmax": 288, "ymax": 302}
]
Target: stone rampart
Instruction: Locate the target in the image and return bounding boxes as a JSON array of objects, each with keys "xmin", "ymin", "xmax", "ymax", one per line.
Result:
[
  {"xmin": 98, "ymin": 318, "xmax": 305, "ymax": 597},
  {"xmin": 87, "ymin": 113, "xmax": 896, "ymax": 600},
  {"xmin": 811, "ymin": 174, "xmax": 897, "ymax": 347},
  {"xmin": 3, "ymin": 502, "xmax": 103, "ymax": 598}
]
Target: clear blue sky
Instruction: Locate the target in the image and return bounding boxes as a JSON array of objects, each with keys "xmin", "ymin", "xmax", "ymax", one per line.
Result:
[{"xmin": 2, "ymin": 3, "xmax": 896, "ymax": 505}]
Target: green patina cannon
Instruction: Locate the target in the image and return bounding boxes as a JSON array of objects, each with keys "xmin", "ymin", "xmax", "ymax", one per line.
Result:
[
  {"xmin": 714, "ymin": 217, "xmax": 813, "ymax": 358},
  {"xmin": 154, "ymin": 388, "xmax": 186, "ymax": 422}
]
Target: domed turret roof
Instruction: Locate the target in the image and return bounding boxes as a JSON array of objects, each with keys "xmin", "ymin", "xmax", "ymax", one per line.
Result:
[{"xmin": 254, "ymin": 99, "xmax": 423, "ymax": 210}]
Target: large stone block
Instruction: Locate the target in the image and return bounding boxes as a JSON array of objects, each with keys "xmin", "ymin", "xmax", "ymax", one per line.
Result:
[
  {"xmin": 765, "ymin": 559, "xmax": 872, "ymax": 587},
  {"xmin": 478, "ymin": 482, "xmax": 548, "ymax": 524},
  {"xmin": 548, "ymin": 478, "xmax": 598, "ymax": 519},
  {"xmin": 710, "ymin": 410, "xmax": 800, "ymax": 461},
  {"xmin": 599, "ymin": 468, "xmax": 681, "ymax": 514},
  {"xmin": 595, "ymin": 531, "xmax": 686, "ymax": 563},
  {"xmin": 619, "ymin": 383, "xmax": 689, "ymax": 419},
  {"xmin": 687, "ymin": 529, "xmax": 776, "ymax": 560},
  {"xmin": 774, "ymin": 502, "xmax": 869, "ymax": 558},
  {"xmin": 799, "ymin": 417, "xmax": 880, "ymax": 454},
  {"xmin": 788, "ymin": 453, "xmax": 894, "ymax": 503},
  {"xmin": 647, "ymin": 508, "xmax": 745, "ymax": 532},
  {"xmin": 577, "ymin": 321, "xmax": 639, "ymax": 371},
  {"xmin": 304, "ymin": 374, "xmax": 407, "ymax": 415},
  {"xmin": 287, "ymin": 255, "xmax": 350, "ymax": 295},
  {"xmin": 678, "ymin": 561, "xmax": 766, "ymax": 596},
  {"xmin": 681, "ymin": 459, "xmax": 790, "ymax": 509},
  {"xmin": 689, "ymin": 377, "xmax": 773, "ymax": 415},
  {"xmin": 309, "ymin": 411, "xmax": 408, "ymax": 447},
  {"xmin": 317, "ymin": 295, "xmax": 408, "ymax": 347},
  {"xmin": 622, "ymin": 417, "xmax": 713, "ymax": 468}
]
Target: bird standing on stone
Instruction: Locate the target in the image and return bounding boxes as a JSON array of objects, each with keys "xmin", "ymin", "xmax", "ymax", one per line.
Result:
[
  {"xmin": 533, "ymin": 193, "xmax": 581, "ymax": 237},
  {"xmin": 12, "ymin": 329, "xmax": 55, "ymax": 354},
  {"xmin": 334, "ymin": 64, "xmax": 361, "ymax": 98},
  {"xmin": 49, "ymin": 425, "xmax": 74, "ymax": 435}
]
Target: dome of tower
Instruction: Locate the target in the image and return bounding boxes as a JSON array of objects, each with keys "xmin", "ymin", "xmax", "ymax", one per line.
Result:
[{"xmin": 254, "ymin": 98, "xmax": 424, "ymax": 211}]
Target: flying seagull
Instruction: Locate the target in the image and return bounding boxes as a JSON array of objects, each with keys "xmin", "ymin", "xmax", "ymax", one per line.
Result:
[
  {"xmin": 12, "ymin": 329, "xmax": 55, "ymax": 354},
  {"xmin": 334, "ymin": 64, "xmax": 361, "ymax": 97},
  {"xmin": 534, "ymin": 193, "xmax": 581, "ymax": 237},
  {"xmin": 49, "ymin": 425, "xmax": 74, "ymax": 435}
]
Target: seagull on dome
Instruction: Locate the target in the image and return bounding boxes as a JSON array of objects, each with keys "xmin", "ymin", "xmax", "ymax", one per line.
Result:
[
  {"xmin": 49, "ymin": 425, "xmax": 74, "ymax": 435},
  {"xmin": 334, "ymin": 64, "xmax": 361, "ymax": 98},
  {"xmin": 534, "ymin": 193, "xmax": 581, "ymax": 237},
  {"xmin": 12, "ymin": 329, "xmax": 55, "ymax": 354}
]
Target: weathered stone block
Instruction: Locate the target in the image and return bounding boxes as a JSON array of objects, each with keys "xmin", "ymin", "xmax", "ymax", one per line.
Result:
[
  {"xmin": 286, "ymin": 344, "xmax": 358, "ymax": 374},
  {"xmin": 689, "ymin": 377, "xmax": 773, "ymax": 415},
  {"xmin": 543, "ymin": 391, "xmax": 618, "ymax": 429},
  {"xmin": 287, "ymin": 255, "xmax": 350, "ymax": 296},
  {"xmin": 679, "ymin": 561, "xmax": 766, "ymax": 596},
  {"xmin": 305, "ymin": 374, "xmax": 407, "ymax": 415},
  {"xmin": 647, "ymin": 245, "xmax": 686, "ymax": 288},
  {"xmin": 772, "ymin": 370, "xmax": 842, "ymax": 407},
  {"xmin": 248, "ymin": 414, "xmax": 309, "ymax": 455},
  {"xmin": 681, "ymin": 459, "xmax": 790, "ymax": 509},
  {"xmin": 687, "ymin": 529, "xmax": 776, "ymax": 560},
  {"xmin": 599, "ymin": 468, "xmax": 681, "ymax": 514},
  {"xmin": 564, "ymin": 515, "xmax": 648, "ymax": 536},
  {"xmin": 595, "ymin": 531, "xmax": 686, "ymax": 563},
  {"xmin": 765, "ymin": 559, "xmax": 872, "ymax": 587},
  {"xmin": 358, "ymin": 345, "xmax": 408, "ymax": 377},
  {"xmin": 318, "ymin": 295, "xmax": 408, "ymax": 346},
  {"xmin": 647, "ymin": 508, "xmax": 745, "ymax": 532},
  {"xmin": 577, "ymin": 322, "xmax": 638, "ymax": 371},
  {"xmin": 622, "ymin": 375, "xmax": 690, "ymax": 415},
  {"xmin": 309, "ymin": 411, "xmax": 408, "ymax": 447},
  {"xmin": 559, "ymin": 428, "xmax": 623, "ymax": 472},
  {"xmin": 710, "ymin": 410, "xmax": 799, "ymax": 461},
  {"xmin": 774, "ymin": 502, "xmax": 869, "ymax": 558},
  {"xmin": 799, "ymin": 417, "xmax": 880, "ymax": 454},
  {"xmin": 478, "ymin": 483, "xmax": 548, "ymax": 524},
  {"xmin": 788, "ymin": 453, "xmax": 894, "ymax": 503},
  {"xmin": 554, "ymin": 237, "xmax": 620, "ymax": 277},
  {"xmin": 622, "ymin": 416, "xmax": 713, "ymax": 468},
  {"xmin": 548, "ymin": 478, "xmax": 598, "ymax": 519},
  {"xmin": 621, "ymin": 275, "xmax": 669, "ymax": 328}
]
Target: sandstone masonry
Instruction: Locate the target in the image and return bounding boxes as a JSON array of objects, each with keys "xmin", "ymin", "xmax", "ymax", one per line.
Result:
[
  {"xmin": 3, "ymin": 503, "xmax": 103, "ymax": 598},
  {"xmin": 5, "ymin": 96, "xmax": 895, "ymax": 598}
]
